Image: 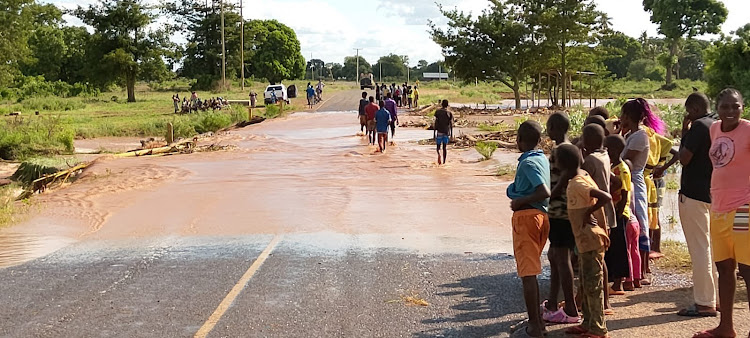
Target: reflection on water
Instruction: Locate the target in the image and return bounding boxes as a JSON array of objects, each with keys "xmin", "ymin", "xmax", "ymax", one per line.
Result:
[{"xmin": 0, "ymin": 232, "xmax": 75, "ymax": 268}]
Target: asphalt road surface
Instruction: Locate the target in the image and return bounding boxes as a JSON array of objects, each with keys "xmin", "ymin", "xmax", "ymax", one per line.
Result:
[{"xmin": 0, "ymin": 89, "xmax": 747, "ymax": 337}]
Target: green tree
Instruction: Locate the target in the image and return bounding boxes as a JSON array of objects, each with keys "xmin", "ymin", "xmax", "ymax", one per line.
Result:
[
  {"xmin": 373, "ymin": 54, "xmax": 407, "ymax": 80},
  {"xmin": 678, "ymin": 39, "xmax": 710, "ymax": 81},
  {"xmin": 704, "ymin": 24, "xmax": 750, "ymax": 103},
  {"xmin": 628, "ymin": 58, "xmax": 666, "ymax": 81},
  {"xmin": 0, "ymin": 0, "xmax": 36, "ymax": 86},
  {"xmin": 341, "ymin": 55, "xmax": 371, "ymax": 81},
  {"xmin": 643, "ymin": 0, "xmax": 727, "ymax": 87},
  {"xmin": 306, "ymin": 59, "xmax": 326, "ymax": 80},
  {"xmin": 431, "ymin": 1, "xmax": 540, "ymax": 109},
  {"xmin": 599, "ymin": 31, "xmax": 642, "ymax": 78},
  {"xmin": 518, "ymin": 0, "xmax": 607, "ymax": 107},
  {"xmin": 245, "ymin": 19, "xmax": 304, "ymax": 84},
  {"xmin": 75, "ymin": 0, "xmax": 175, "ymax": 102}
]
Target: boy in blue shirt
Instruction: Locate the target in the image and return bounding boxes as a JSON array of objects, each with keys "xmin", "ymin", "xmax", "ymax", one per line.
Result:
[
  {"xmin": 306, "ymin": 86, "xmax": 316, "ymax": 108},
  {"xmin": 507, "ymin": 120, "xmax": 551, "ymax": 338},
  {"xmin": 375, "ymin": 100, "xmax": 392, "ymax": 153}
]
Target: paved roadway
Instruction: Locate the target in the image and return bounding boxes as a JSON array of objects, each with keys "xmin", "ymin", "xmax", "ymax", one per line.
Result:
[{"xmin": 0, "ymin": 90, "xmax": 747, "ymax": 337}]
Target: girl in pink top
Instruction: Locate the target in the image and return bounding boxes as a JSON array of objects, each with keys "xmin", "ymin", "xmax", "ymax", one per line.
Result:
[{"xmin": 695, "ymin": 88, "xmax": 750, "ymax": 338}]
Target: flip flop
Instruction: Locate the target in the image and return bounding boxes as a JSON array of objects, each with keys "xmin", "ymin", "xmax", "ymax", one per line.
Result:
[
  {"xmin": 604, "ymin": 308, "xmax": 615, "ymax": 315},
  {"xmin": 566, "ymin": 325, "xmax": 589, "ymax": 335},
  {"xmin": 678, "ymin": 305, "xmax": 718, "ymax": 317}
]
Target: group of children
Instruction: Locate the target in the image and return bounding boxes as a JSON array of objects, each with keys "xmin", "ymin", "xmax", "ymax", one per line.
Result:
[
  {"xmin": 172, "ymin": 92, "xmax": 228, "ymax": 114},
  {"xmin": 358, "ymin": 91, "xmax": 399, "ymax": 153},
  {"xmin": 374, "ymin": 82, "xmax": 419, "ymax": 109},
  {"xmin": 507, "ymin": 88, "xmax": 749, "ymax": 338}
]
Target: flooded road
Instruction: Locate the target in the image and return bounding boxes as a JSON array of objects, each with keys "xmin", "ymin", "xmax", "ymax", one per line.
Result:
[{"xmin": 1, "ymin": 90, "xmax": 742, "ymax": 338}]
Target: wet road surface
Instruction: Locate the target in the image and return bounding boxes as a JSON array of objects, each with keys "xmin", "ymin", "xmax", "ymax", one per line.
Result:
[{"xmin": 0, "ymin": 90, "xmax": 747, "ymax": 337}]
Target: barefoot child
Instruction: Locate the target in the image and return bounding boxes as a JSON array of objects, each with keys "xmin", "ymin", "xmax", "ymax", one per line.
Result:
[
  {"xmin": 506, "ymin": 120, "xmax": 550, "ymax": 338},
  {"xmin": 693, "ymin": 88, "xmax": 750, "ymax": 338},
  {"xmin": 375, "ymin": 100, "xmax": 391, "ymax": 153},
  {"xmin": 543, "ymin": 112, "xmax": 581, "ymax": 324},
  {"xmin": 434, "ymin": 100, "xmax": 453, "ymax": 165},
  {"xmin": 358, "ymin": 92, "xmax": 369, "ymax": 133},
  {"xmin": 557, "ymin": 143, "xmax": 612, "ymax": 338},
  {"xmin": 364, "ymin": 96, "xmax": 379, "ymax": 146},
  {"xmin": 384, "ymin": 93, "xmax": 398, "ymax": 139},
  {"xmin": 581, "ymin": 124, "xmax": 617, "ymax": 315},
  {"xmin": 605, "ymin": 135, "xmax": 638, "ymax": 294}
]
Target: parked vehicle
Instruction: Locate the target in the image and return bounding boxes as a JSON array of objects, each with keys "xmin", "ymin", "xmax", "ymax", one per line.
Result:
[{"xmin": 263, "ymin": 84, "xmax": 290, "ymax": 104}]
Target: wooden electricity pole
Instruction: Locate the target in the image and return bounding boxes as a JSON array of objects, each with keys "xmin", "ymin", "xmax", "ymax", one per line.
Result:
[
  {"xmin": 240, "ymin": 0, "xmax": 244, "ymax": 91},
  {"xmin": 220, "ymin": 0, "xmax": 226, "ymax": 91}
]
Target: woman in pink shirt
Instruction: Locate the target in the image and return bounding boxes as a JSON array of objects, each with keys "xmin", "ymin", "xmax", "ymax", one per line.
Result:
[{"xmin": 694, "ymin": 88, "xmax": 750, "ymax": 338}]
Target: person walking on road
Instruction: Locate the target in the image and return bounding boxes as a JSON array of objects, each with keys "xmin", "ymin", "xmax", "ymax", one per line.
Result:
[
  {"xmin": 375, "ymin": 100, "xmax": 392, "ymax": 153},
  {"xmin": 384, "ymin": 93, "xmax": 398, "ymax": 140},
  {"xmin": 306, "ymin": 86, "xmax": 316, "ymax": 108},
  {"xmin": 364, "ymin": 96, "xmax": 379, "ymax": 146},
  {"xmin": 358, "ymin": 91, "xmax": 369, "ymax": 134},
  {"xmin": 433, "ymin": 100, "xmax": 453, "ymax": 165}
]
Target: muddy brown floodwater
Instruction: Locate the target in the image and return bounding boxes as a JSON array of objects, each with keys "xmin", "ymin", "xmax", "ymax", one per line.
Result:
[{"xmin": 1, "ymin": 93, "xmax": 522, "ymax": 267}]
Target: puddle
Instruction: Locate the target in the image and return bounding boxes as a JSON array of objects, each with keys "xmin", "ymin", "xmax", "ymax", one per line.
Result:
[{"xmin": 0, "ymin": 231, "xmax": 76, "ymax": 268}]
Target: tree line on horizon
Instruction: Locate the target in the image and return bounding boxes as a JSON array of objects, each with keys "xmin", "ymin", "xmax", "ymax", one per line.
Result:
[
  {"xmin": 430, "ymin": 0, "xmax": 750, "ymax": 109},
  {"xmin": 1, "ymin": 0, "xmax": 748, "ymax": 106}
]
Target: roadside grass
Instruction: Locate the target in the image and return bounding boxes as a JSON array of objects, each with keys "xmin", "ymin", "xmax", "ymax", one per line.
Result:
[
  {"xmin": 654, "ymin": 240, "xmax": 691, "ymax": 274},
  {"xmin": 0, "ymin": 184, "xmax": 30, "ymax": 229},
  {"xmin": 477, "ymin": 122, "xmax": 509, "ymax": 132},
  {"xmin": 0, "ymin": 115, "xmax": 75, "ymax": 160},
  {"xmin": 608, "ymin": 79, "xmax": 707, "ymax": 99}
]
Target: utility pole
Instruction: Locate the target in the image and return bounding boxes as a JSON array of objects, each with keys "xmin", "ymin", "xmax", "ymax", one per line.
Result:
[
  {"xmin": 220, "ymin": 0, "xmax": 226, "ymax": 91},
  {"xmin": 379, "ymin": 62, "xmax": 382, "ymax": 82},
  {"xmin": 353, "ymin": 48, "xmax": 361, "ymax": 83},
  {"xmin": 240, "ymin": 0, "xmax": 244, "ymax": 91}
]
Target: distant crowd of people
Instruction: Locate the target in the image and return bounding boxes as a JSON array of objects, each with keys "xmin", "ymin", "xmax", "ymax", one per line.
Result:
[
  {"xmin": 374, "ymin": 82, "xmax": 420, "ymax": 109},
  {"xmin": 172, "ymin": 92, "xmax": 229, "ymax": 114}
]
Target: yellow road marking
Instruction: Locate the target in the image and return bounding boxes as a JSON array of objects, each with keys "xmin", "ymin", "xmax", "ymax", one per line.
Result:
[{"xmin": 194, "ymin": 235, "xmax": 283, "ymax": 338}]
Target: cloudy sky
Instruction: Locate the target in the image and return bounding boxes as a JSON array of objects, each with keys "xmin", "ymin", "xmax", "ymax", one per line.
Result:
[{"xmin": 46, "ymin": 0, "xmax": 749, "ymax": 67}]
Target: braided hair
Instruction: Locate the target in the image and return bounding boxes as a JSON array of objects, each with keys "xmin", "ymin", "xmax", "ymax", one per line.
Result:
[
  {"xmin": 621, "ymin": 98, "xmax": 667, "ymax": 135},
  {"xmin": 716, "ymin": 88, "xmax": 744, "ymax": 110}
]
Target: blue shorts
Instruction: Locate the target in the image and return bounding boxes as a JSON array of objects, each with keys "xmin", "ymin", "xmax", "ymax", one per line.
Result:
[{"xmin": 436, "ymin": 135, "xmax": 449, "ymax": 146}]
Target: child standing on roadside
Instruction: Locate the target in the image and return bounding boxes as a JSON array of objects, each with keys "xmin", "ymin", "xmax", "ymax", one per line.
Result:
[
  {"xmin": 542, "ymin": 112, "xmax": 581, "ymax": 324},
  {"xmin": 619, "ymin": 99, "xmax": 652, "ymax": 288},
  {"xmin": 557, "ymin": 143, "xmax": 612, "ymax": 338},
  {"xmin": 605, "ymin": 134, "xmax": 638, "ymax": 294},
  {"xmin": 506, "ymin": 120, "xmax": 551, "ymax": 338},
  {"xmin": 581, "ymin": 124, "xmax": 617, "ymax": 315},
  {"xmin": 693, "ymin": 88, "xmax": 750, "ymax": 338}
]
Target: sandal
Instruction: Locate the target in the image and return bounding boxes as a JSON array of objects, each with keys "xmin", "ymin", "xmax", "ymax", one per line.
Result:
[
  {"xmin": 604, "ymin": 308, "xmax": 615, "ymax": 315},
  {"xmin": 640, "ymin": 278, "xmax": 651, "ymax": 285},
  {"xmin": 678, "ymin": 304, "xmax": 718, "ymax": 317}
]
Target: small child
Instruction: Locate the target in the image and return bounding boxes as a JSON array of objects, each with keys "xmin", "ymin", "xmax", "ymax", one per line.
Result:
[
  {"xmin": 364, "ymin": 96, "xmax": 379, "ymax": 146},
  {"xmin": 506, "ymin": 120, "xmax": 551, "ymax": 338},
  {"xmin": 605, "ymin": 134, "xmax": 639, "ymax": 293},
  {"xmin": 543, "ymin": 112, "xmax": 581, "ymax": 323},
  {"xmin": 582, "ymin": 124, "xmax": 617, "ymax": 315},
  {"xmin": 375, "ymin": 100, "xmax": 391, "ymax": 153},
  {"xmin": 557, "ymin": 143, "xmax": 612, "ymax": 338}
]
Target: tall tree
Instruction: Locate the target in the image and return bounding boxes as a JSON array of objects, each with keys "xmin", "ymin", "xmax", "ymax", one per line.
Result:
[
  {"xmin": 678, "ymin": 39, "xmax": 710, "ymax": 81},
  {"xmin": 518, "ymin": 0, "xmax": 607, "ymax": 107},
  {"xmin": 341, "ymin": 55, "xmax": 371, "ymax": 81},
  {"xmin": 373, "ymin": 54, "xmax": 407, "ymax": 80},
  {"xmin": 245, "ymin": 20, "xmax": 305, "ymax": 83},
  {"xmin": 643, "ymin": 0, "xmax": 727, "ymax": 87},
  {"xmin": 599, "ymin": 31, "xmax": 642, "ymax": 78},
  {"xmin": 431, "ymin": 1, "xmax": 540, "ymax": 109},
  {"xmin": 306, "ymin": 59, "xmax": 326, "ymax": 80},
  {"xmin": 75, "ymin": 0, "xmax": 175, "ymax": 102},
  {"xmin": 704, "ymin": 24, "xmax": 750, "ymax": 103},
  {"xmin": 0, "ymin": 0, "xmax": 36, "ymax": 86}
]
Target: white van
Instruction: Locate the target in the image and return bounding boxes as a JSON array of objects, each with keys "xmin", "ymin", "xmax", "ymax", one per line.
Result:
[{"xmin": 263, "ymin": 84, "xmax": 289, "ymax": 104}]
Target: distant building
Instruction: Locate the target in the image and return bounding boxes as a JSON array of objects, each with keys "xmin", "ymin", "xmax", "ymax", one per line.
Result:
[{"xmin": 422, "ymin": 72, "xmax": 449, "ymax": 81}]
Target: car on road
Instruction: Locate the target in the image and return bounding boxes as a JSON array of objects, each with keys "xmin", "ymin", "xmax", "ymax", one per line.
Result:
[
  {"xmin": 263, "ymin": 84, "xmax": 290, "ymax": 104},
  {"xmin": 360, "ymin": 77, "xmax": 374, "ymax": 90}
]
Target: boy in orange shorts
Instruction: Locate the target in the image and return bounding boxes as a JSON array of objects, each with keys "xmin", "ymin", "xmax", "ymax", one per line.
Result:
[{"xmin": 506, "ymin": 120, "xmax": 551, "ymax": 338}]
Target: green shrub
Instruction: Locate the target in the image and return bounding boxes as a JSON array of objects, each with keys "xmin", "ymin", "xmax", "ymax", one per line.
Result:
[
  {"xmin": 20, "ymin": 97, "xmax": 86, "ymax": 112},
  {"xmin": 10, "ymin": 159, "xmax": 61, "ymax": 186},
  {"xmin": 0, "ymin": 116, "xmax": 75, "ymax": 160},
  {"xmin": 475, "ymin": 141, "xmax": 498, "ymax": 161},
  {"xmin": 195, "ymin": 111, "xmax": 233, "ymax": 134},
  {"xmin": 628, "ymin": 59, "xmax": 666, "ymax": 81},
  {"xmin": 264, "ymin": 104, "xmax": 281, "ymax": 118}
]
